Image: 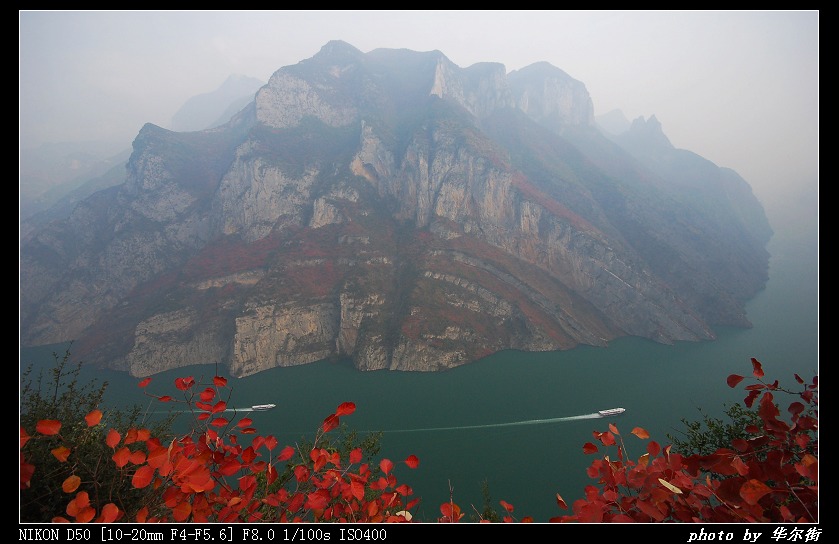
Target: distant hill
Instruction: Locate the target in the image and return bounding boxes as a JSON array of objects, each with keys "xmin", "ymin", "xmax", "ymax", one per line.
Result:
[
  {"xmin": 595, "ymin": 108, "xmax": 631, "ymax": 135},
  {"xmin": 170, "ymin": 74, "xmax": 264, "ymax": 132},
  {"xmin": 20, "ymin": 141, "xmax": 130, "ymax": 222}
]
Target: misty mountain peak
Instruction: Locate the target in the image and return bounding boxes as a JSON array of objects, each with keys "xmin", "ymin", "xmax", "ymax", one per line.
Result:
[
  {"xmin": 596, "ymin": 109, "xmax": 631, "ymax": 135},
  {"xmin": 312, "ymin": 39, "xmax": 366, "ymax": 64},
  {"xmin": 171, "ymin": 74, "xmax": 264, "ymax": 132},
  {"xmin": 627, "ymin": 115, "xmax": 673, "ymax": 149},
  {"xmin": 509, "ymin": 60, "xmax": 576, "ymax": 82},
  {"xmin": 508, "ymin": 61, "xmax": 594, "ymax": 128}
]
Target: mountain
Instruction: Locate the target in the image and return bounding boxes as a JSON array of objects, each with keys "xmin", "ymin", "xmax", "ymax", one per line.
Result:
[
  {"xmin": 20, "ymin": 141, "xmax": 130, "ymax": 222},
  {"xmin": 20, "ymin": 150, "xmax": 131, "ymax": 242},
  {"xmin": 595, "ymin": 109, "xmax": 631, "ymax": 135},
  {"xmin": 20, "ymin": 41, "xmax": 771, "ymax": 377},
  {"xmin": 610, "ymin": 115, "xmax": 772, "ymax": 244},
  {"xmin": 170, "ymin": 74, "xmax": 265, "ymax": 132}
]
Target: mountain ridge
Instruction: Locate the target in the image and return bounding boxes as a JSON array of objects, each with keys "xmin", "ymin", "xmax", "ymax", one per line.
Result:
[{"xmin": 20, "ymin": 41, "xmax": 771, "ymax": 377}]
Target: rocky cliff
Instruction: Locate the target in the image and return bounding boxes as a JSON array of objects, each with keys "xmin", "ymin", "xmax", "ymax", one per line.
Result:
[{"xmin": 20, "ymin": 41, "xmax": 771, "ymax": 377}]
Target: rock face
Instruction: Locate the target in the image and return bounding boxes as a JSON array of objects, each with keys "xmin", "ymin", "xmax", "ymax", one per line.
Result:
[{"xmin": 20, "ymin": 41, "xmax": 771, "ymax": 377}]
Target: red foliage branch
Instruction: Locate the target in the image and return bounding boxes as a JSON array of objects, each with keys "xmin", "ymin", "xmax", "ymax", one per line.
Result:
[
  {"xmin": 547, "ymin": 358, "xmax": 817, "ymax": 523},
  {"xmin": 21, "ymin": 373, "xmax": 420, "ymax": 523}
]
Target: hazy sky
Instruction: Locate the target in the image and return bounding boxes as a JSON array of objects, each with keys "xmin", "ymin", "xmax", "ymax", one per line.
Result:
[{"xmin": 19, "ymin": 10, "xmax": 818, "ymax": 210}]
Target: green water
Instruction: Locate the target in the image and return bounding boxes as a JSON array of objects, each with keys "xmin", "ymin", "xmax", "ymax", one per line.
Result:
[{"xmin": 20, "ymin": 209, "xmax": 817, "ymax": 522}]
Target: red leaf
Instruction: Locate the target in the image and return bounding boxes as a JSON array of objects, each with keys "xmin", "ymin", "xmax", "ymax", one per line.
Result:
[
  {"xmin": 305, "ymin": 491, "xmax": 329, "ymax": 511},
  {"xmin": 335, "ymin": 402, "xmax": 356, "ymax": 416},
  {"xmin": 112, "ymin": 447, "xmax": 131, "ymax": 468},
  {"xmin": 135, "ymin": 507, "xmax": 149, "ymax": 523},
  {"xmin": 20, "ymin": 427, "xmax": 31, "ymax": 449},
  {"xmin": 732, "ymin": 438, "xmax": 749, "ymax": 452},
  {"xmin": 21, "ymin": 458, "xmax": 35, "ymax": 489},
  {"xmin": 555, "ymin": 493, "xmax": 568, "ymax": 510},
  {"xmin": 129, "ymin": 451, "xmax": 147, "ymax": 465},
  {"xmin": 740, "ymin": 478, "xmax": 772, "ymax": 505},
  {"xmin": 294, "ymin": 465, "xmax": 309, "ymax": 482},
  {"xmin": 264, "ymin": 435, "xmax": 278, "ymax": 451},
  {"xmin": 596, "ymin": 431, "xmax": 616, "ymax": 446},
  {"xmin": 241, "ymin": 427, "xmax": 257, "ymax": 434},
  {"xmin": 608, "ymin": 423, "xmax": 619, "ymax": 435},
  {"xmin": 322, "ymin": 414, "xmax": 339, "ymax": 433},
  {"xmin": 211, "ymin": 400, "xmax": 227, "ymax": 414},
  {"xmin": 98, "ymin": 503, "xmax": 120, "ymax": 523},
  {"xmin": 124, "ymin": 428, "xmax": 139, "ymax": 445},
  {"xmin": 727, "ymin": 374, "xmax": 745, "ymax": 388},
  {"xmin": 174, "ymin": 377, "xmax": 195, "ymax": 391},
  {"xmin": 637, "ymin": 499, "xmax": 666, "ymax": 521},
  {"xmin": 380, "ymin": 458, "xmax": 394, "ymax": 475},
  {"xmin": 731, "ymin": 456, "xmax": 749, "ymax": 476},
  {"xmin": 404, "ymin": 455, "xmax": 420, "ymax": 469},
  {"xmin": 106, "ymin": 429, "xmax": 121, "ymax": 448},
  {"xmin": 75, "ymin": 507, "xmax": 96, "ymax": 523},
  {"xmin": 582, "ymin": 442, "xmax": 599, "ymax": 454},
  {"xmin": 146, "ymin": 446, "xmax": 169, "ymax": 469},
  {"xmin": 750, "ymin": 358, "xmax": 764, "ymax": 378},
  {"xmin": 210, "ymin": 417, "xmax": 229, "ymax": 427},
  {"xmin": 132, "ymin": 465, "xmax": 155, "ymax": 489},
  {"xmin": 631, "ymin": 427, "xmax": 650, "ymax": 439},
  {"xmin": 52, "ymin": 446, "xmax": 71, "ymax": 462},
  {"xmin": 67, "ymin": 491, "xmax": 90, "ymax": 515},
  {"xmin": 440, "ymin": 502, "xmax": 462, "ymax": 522},
  {"xmin": 213, "ymin": 376, "xmax": 228, "ymax": 387},
  {"xmin": 62, "ymin": 475, "xmax": 81, "ymax": 493},
  {"xmin": 277, "ymin": 446, "xmax": 295, "ymax": 462},
  {"xmin": 788, "ymin": 402, "xmax": 805, "ymax": 417},
  {"xmin": 199, "ymin": 388, "xmax": 216, "ymax": 402},
  {"xmin": 85, "ymin": 410, "xmax": 103, "ymax": 427},
  {"xmin": 500, "ymin": 500, "xmax": 514, "ymax": 513},
  {"xmin": 349, "ymin": 448, "xmax": 362, "ymax": 465},
  {"xmin": 351, "ymin": 480, "xmax": 365, "ymax": 501},
  {"xmin": 37, "ymin": 419, "xmax": 61, "ymax": 436},
  {"xmin": 219, "ymin": 459, "xmax": 242, "ymax": 476},
  {"xmin": 158, "ymin": 395, "xmax": 173, "ymax": 402},
  {"xmin": 237, "ymin": 417, "xmax": 253, "ymax": 428},
  {"xmin": 138, "ymin": 377, "xmax": 152, "ymax": 388},
  {"xmin": 647, "ymin": 441, "xmax": 661, "ymax": 457},
  {"xmin": 242, "ymin": 446, "xmax": 257, "ymax": 464},
  {"xmin": 172, "ymin": 501, "xmax": 191, "ymax": 522}
]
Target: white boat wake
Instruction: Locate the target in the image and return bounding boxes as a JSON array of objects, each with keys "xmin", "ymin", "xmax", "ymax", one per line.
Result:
[{"xmin": 365, "ymin": 410, "xmax": 626, "ymax": 434}]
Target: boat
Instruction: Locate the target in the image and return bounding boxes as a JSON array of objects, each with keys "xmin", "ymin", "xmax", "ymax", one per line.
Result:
[
  {"xmin": 251, "ymin": 404, "xmax": 276, "ymax": 411},
  {"xmin": 598, "ymin": 408, "xmax": 626, "ymax": 417}
]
